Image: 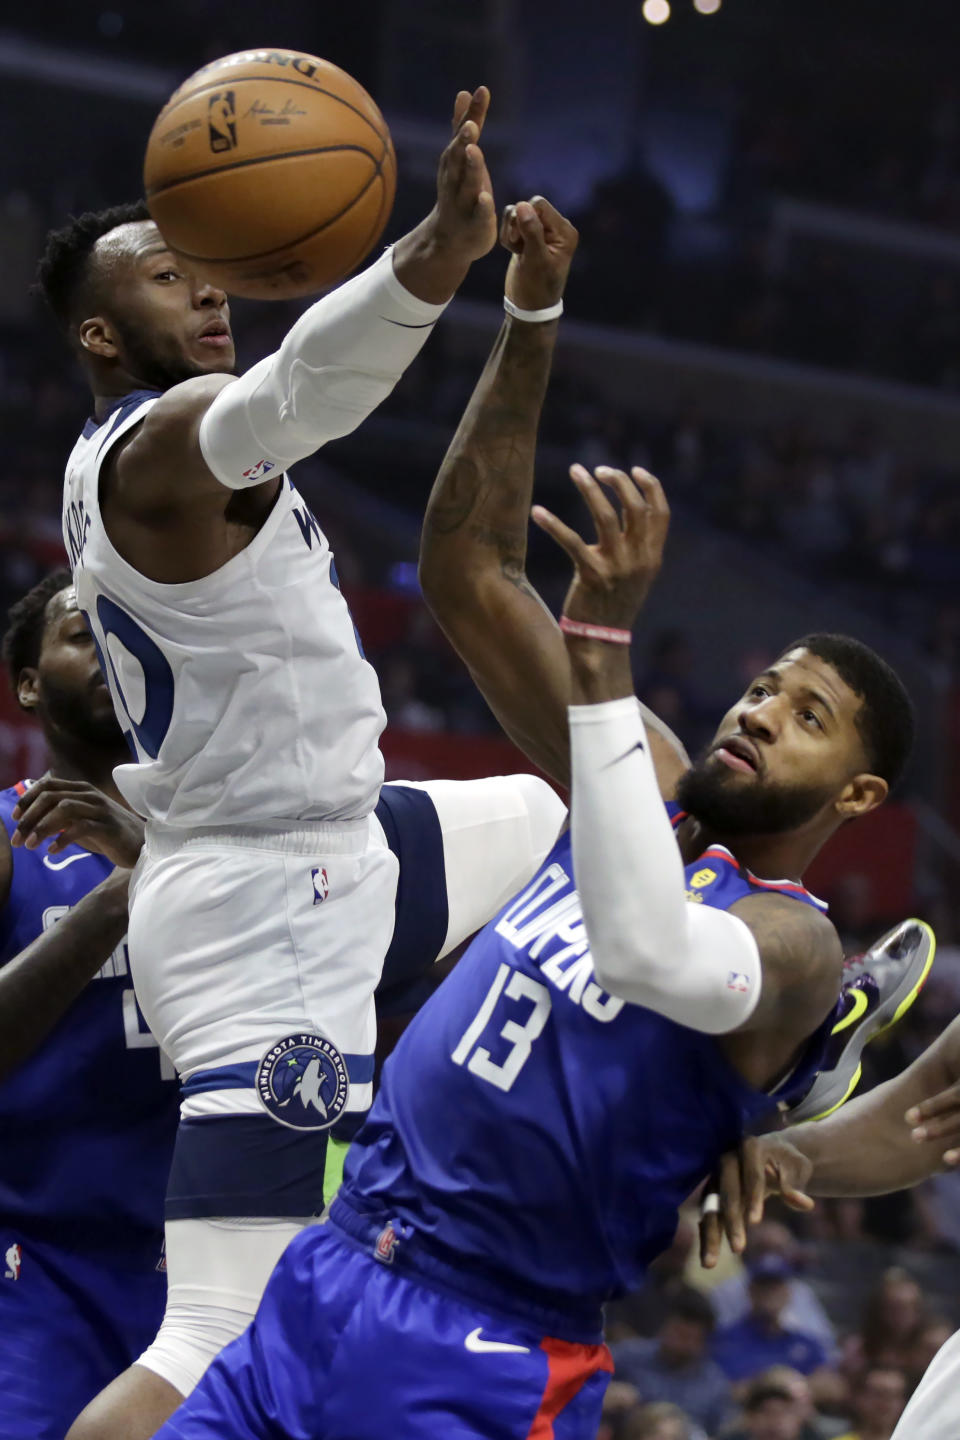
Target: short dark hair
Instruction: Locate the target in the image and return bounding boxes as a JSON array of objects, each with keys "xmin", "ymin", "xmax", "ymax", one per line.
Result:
[
  {"xmin": 743, "ymin": 1381, "xmax": 795, "ymax": 1413},
  {"xmin": 35, "ymin": 200, "xmax": 150, "ymax": 332},
  {"xmin": 779, "ymin": 633, "xmax": 914, "ymax": 788},
  {"xmin": 2, "ymin": 569, "xmax": 73, "ymax": 700},
  {"xmin": 663, "ymin": 1284, "xmax": 716, "ymax": 1332}
]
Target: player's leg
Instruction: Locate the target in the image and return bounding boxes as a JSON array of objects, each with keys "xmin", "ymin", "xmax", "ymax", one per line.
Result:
[
  {"xmin": 150, "ymin": 1226, "xmax": 373, "ymax": 1440},
  {"xmin": 321, "ymin": 1253, "xmax": 614, "ymax": 1439},
  {"xmin": 378, "ymin": 774, "xmax": 566, "ymax": 978},
  {"xmin": 66, "ymin": 1217, "xmax": 305, "ymax": 1440},
  {"xmin": 889, "ymin": 1326, "xmax": 960, "ymax": 1440},
  {"xmin": 150, "ymin": 1222, "xmax": 614, "ymax": 1440}
]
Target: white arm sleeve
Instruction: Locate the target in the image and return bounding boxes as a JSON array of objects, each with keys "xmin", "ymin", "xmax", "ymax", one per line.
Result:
[
  {"xmin": 199, "ymin": 247, "xmax": 447, "ymax": 488},
  {"xmin": 569, "ymin": 697, "xmax": 761, "ymax": 1033}
]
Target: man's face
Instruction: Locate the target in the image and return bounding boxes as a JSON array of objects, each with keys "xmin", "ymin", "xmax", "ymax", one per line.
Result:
[
  {"xmin": 746, "ymin": 1399, "xmax": 804, "ymax": 1440},
  {"xmin": 658, "ymin": 1317, "xmax": 707, "ymax": 1368},
  {"xmin": 676, "ymin": 648, "xmax": 875, "ymax": 837},
  {"xmin": 82, "ymin": 220, "xmax": 236, "ymax": 390},
  {"xmin": 857, "ymin": 1371, "xmax": 906, "ymax": 1432},
  {"xmin": 27, "ymin": 589, "xmax": 123, "ymax": 747},
  {"xmin": 749, "ymin": 1278, "xmax": 791, "ymax": 1325}
]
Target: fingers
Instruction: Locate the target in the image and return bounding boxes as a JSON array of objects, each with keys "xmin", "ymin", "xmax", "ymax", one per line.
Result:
[
  {"xmin": 530, "ymin": 504, "xmax": 593, "ymax": 570},
  {"xmin": 700, "ymin": 1207, "xmax": 722, "ymax": 1270},
  {"xmin": 570, "ymin": 465, "xmax": 624, "ymax": 549},
  {"xmin": 741, "ymin": 1138, "xmax": 768, "ymax": 1227},
  {"xmin": 451, "ymin": 89, "xmax": 473, "ymax": 134},
  {"xmin": 529, "ymin": 195, "xmax": 579, "ymax": 248},
  {"xmin": 631, "ymin": 466, "xmax": 670, "ymax": 516},
  {"xmin": 907, "ymin": 1084, "xmax": 960, "ymax": 1127},
  {"xmin": 500, "ymin": 204, "xmax": 522, "ymax": 254},
  {"xmin": 717, "ymin": 1149, "xmax": 747, "ymax": 1255},
  {"xmin": 14, "ymin": 798, "xmax": 104, "ymax": 852},
  {"xmin": 781, "ymin": 1182, "xmax": 816, "ymax": 1213}
]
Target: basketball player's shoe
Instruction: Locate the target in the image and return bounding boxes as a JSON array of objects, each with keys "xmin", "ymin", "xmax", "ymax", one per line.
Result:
[{"xmin": 786, "ymin": 919, "xmax": 936, "ymax": 1124}]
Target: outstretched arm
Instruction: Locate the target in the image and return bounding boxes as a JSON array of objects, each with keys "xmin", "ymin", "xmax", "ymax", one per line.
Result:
[
  {"xmin": 109, "ymin": 88, "xmax": 498, "ymax": 520},
  {"xmin": 699, "ymin": 1013, "xmax": 960, "ymax": 1265},
  {"xmin": 420, "ymin": 198, "xmax": 688, "ymax": 791}
]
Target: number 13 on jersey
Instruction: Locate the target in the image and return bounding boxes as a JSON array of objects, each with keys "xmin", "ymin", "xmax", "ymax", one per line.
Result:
[{"xmin": 451, "ymin": 963, "xmax": 552, "ymax": 1093}]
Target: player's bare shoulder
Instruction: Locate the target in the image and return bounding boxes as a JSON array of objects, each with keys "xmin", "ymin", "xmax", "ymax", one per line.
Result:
[
  {"xmin": 730, "ymin": 888, "xmax": 842, "ymax": 1032},
  {"xmin": 106, "ymin": 372, "xmax": 239, "ymax": 519}
]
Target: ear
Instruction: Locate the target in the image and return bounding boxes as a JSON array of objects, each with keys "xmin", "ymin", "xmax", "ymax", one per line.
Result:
[
  {"xmin": 836, "ymin": 771, "xmax": 888, "ymax": 821},
  {"xmin": 17, "ymin": 667, "xmax": 40, "ymax": 714},
  {"xmin": 78, "ymin": 315, "xmax": 119, "ymax": 359}
]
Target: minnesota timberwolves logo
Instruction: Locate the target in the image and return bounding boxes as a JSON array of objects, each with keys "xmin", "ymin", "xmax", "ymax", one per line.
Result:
[{"xmin": 256, "ymin": 1033, "xmax": 349, "ymax": 1131}]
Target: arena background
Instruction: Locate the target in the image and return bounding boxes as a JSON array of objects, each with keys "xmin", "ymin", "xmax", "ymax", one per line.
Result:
[{"xmin": 3, "ymin": 3, "xmax": 960, "ymax": 1437}]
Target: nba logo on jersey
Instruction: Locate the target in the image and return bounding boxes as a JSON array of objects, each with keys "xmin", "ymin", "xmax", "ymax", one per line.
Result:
[
  {"xmin": 256, "ymin": 1033, "xmax": 349, "ymax": 1130},
  {"xmin": 726, "ymin": 971, "xmax": 751, "ymax": 993},
  {"xmin": 312, "ymin": 867, "xmax": 329, "ymax": 905},
  {"xmin": 4, "ymin": 1243, "xmax": 22, "ymax": 1281}
]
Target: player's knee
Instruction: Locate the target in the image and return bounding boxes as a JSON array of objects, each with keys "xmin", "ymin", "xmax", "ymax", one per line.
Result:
[{"xmin": 66, "ymin": 1363, "xmax": 183, "ymax": 1440}]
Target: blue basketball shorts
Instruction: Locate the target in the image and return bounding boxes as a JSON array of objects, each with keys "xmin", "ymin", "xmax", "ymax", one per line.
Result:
[
  {"xmin": 155, "ymin": 1224, "xmax": 613, "ymax": 1440},
  {"xmin": 0, "ymin": 1231, "xmax": 166, "ymax": 1439}
]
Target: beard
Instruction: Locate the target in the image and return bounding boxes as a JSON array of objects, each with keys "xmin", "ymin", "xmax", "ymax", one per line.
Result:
[
  {"xmin": 676, "ymin": 753, "xmax": 836, "ymax": 837},
  {"xmin": 111, "ymin": 314, "xmax": 211, "ymax": 391},
  {"xmin": 43, "ymin": 676, "xmax": 126, "ymax": 751}
]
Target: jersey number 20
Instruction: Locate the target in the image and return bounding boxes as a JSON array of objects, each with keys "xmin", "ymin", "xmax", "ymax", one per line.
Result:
[{"xmin": 451, "ymin": 964, "xmax": 552, "ymax": 1093}]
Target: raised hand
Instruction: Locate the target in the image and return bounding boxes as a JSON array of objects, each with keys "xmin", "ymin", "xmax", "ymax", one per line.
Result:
[
  {"xmin": 501, "ymin": 196, "xmax": 578, "ymax": 312},
  {"xmin": 532, "ymin": 464, "xmax": 670, "ymax": 633},
  {"xmin": 11, "ymin": 778, "xmax": 145, "ymax": 869},
  {"xmin": 431, "ymin": 86, "xmax": 497, "ymax": 263},
  {"xmin": 393, "ymin": 87, "xmax": 497, "ymax": 303}
]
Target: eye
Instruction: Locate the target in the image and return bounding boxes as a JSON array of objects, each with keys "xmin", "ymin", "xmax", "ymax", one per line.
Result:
[
  {"xmin": 154, "ymin": 268, "xmax": 180, "ymax": 282},
  {"xmin": 800, "ymin": 708, "xmax": 823, "ymax": 730},
  {"xmin": 749, "ymin": 684, "xmax": 769, "ymax": 699}
]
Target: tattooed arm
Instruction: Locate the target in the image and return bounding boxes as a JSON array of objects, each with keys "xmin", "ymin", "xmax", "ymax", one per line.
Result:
[{"xmin": 419, "ymin": 197, "xmax": 688, "ymax": 792}]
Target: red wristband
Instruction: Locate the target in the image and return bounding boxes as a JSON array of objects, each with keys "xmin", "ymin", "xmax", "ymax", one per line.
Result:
[{"xmin": 559, "ymin": 615, "xmax": 632, "ymax": 645}]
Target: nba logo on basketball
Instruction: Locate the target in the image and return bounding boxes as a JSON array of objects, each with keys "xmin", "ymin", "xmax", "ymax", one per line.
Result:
[
  {"xmin": 4, "ymin": 1243, "xmax": 22, "ymax": 1281},
  {"xmin": 207, "ymin": 91, "xmax": 237, "ymax": 153},
  {"xmin": 374, "ymin": 1224, "xmax": 398, "ymax": 1265},
  {"xmin": 312, "ymin": 867, "xmax": 329, "ymax": 905}
]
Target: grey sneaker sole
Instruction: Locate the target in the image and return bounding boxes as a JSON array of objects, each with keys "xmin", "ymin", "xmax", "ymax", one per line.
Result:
[{"xmin": 788, "ymin": 918, "xmax": 936, "ymax": 1125}]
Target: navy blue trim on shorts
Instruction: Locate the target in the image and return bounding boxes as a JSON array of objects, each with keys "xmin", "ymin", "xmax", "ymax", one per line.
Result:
[
  {"xmin": 329, "ymin": 1194, "xmax": 605, "ymax": 1346},
  {"xmin": 374, "ymin": 784, "xmax": 448, "ymax": 996},
  {"xmin": 165, "ymin": 1116, "xmax": 328, "ymax": 1220},
  {"xmin": 180, "ymin": 1053, "xmax": 375, "ymax": 1099}
]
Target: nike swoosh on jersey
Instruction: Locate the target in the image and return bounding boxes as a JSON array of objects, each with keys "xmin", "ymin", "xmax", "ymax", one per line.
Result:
[
  {"xmin": 464, "ymin": 1328, "xmax": 531, "ymax": 1355},
  {"xmin": 42, "ymin": 852, "xmax": 94, "ymax": 872}
]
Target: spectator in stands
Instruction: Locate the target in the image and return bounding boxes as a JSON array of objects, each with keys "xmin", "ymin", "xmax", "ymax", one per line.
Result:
[
  {"xmin": 710, "ymin": 1222, "xmax": 837, "ymax": 1358},
  {"xmin": 712, "ymin": 1256, "xmax": 832, "ymax": 1385},
  {"xmin": 832, "ymin": 1368, "xmax": 906, "ymax": 1440},
  {"xmin": 724, "ymin": 1377, "xmax": 808, "ymax": 1440},
  {"xmin": 840, "ymin": 1269, "xmax": 924, "ymax": 1377},
  {"xmin": 611, "ymin": 1286, "xmax": 733, "ymax": 1437},
  {"xmin": 618, "ymin": 1401, "xmax": 696, "ymax": 1440}
]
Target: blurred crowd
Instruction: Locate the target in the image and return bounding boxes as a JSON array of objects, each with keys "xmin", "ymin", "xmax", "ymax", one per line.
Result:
[{"xmin": 598, "ymin": 1213, "xmax": 960, "ymax": 1440}]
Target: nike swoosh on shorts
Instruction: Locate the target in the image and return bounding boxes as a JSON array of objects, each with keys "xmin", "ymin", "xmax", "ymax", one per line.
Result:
[
  {"xmin": 464, "ymin": 1328, "xmax": 531, "ymax": 1355},
  {"xmin": 42, "ymin": 852, "xmax": 94, "ymax": 871}
]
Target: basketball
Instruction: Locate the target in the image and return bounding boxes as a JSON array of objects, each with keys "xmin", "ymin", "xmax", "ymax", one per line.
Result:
[{"xmin": 143, "ymin": 48, "xmax": 397, "ymax": 300}]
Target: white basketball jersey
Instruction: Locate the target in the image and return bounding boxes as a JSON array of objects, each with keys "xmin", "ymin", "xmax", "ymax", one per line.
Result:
[{"xmin": 62, "ymin": 391, "xmax": 386, "ymax": 828}]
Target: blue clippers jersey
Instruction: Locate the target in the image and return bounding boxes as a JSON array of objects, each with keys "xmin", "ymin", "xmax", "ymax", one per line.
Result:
[
  {"xmin": 340, "ymin": 810, "xmax": 831, "ymax": 1314},
  {"xmin": 0, "ymin": 784, "xmax": 178, "ymax": 1258}
]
